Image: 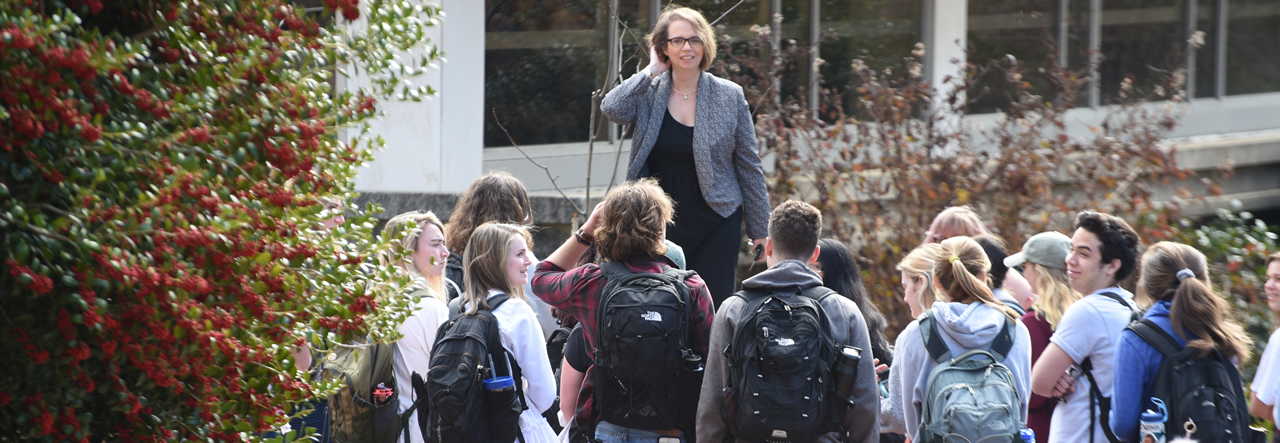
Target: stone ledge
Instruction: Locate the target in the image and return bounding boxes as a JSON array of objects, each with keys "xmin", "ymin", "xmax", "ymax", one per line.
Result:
[{"xmin": 353, "ymin": 191, "xmax": 587, "ymax": 225}]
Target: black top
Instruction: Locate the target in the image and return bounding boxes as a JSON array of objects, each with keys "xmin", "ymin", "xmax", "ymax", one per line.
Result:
[
  {"xmin": 647, "ymin": 110, "xmax": 697, "ymax": 170},
  {"xmin": 646, "ymin": 110, "xmax": 725, "ymax": 250},
  {"xmin": 564, "ymin": 324, "xmax": 592, "ymax": 373}
]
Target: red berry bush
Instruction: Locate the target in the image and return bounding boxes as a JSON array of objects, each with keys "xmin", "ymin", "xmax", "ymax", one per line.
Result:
[{"xmin": 0, "ymin": 0, "xmax": 441, "ymax": 440}]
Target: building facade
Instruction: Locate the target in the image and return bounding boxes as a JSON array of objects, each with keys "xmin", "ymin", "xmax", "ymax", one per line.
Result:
[{"xmin": 354, "ymin": 0, "xmax": 1280, "ymax": 233}]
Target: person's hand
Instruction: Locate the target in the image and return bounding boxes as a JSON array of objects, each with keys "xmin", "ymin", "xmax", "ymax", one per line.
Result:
[
  {"xmin": 750, "ymin": 237, "xmax": 767, "ymax": 261},
  {"xmin": 1052, "ymin": 369, "xmax": 1076, "ymax": 398},
  {"xmin": 873, "ymin": 358, "xmax": 888, "ymax": 375},
  {"xmin": 647, "ymin": 45, "xmax": 669, "ymax": 77},
  {"xmin": 582, "ymin": 200, "xmax": 606, "ymax": 234}
]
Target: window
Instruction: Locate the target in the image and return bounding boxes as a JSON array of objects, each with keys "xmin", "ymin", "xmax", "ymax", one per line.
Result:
[
  {"xmin": 967, "ymin": 0, "xmax": 1280, "ymax": 114},
  {"xmin": 1226, "ymin": 0, "xmax": 1280, "ymax": 95},
  {"xmin": 484, "ymin": 0, "xmax": 647, "ymax": 148},
  {"xmin": 967, "ymin": 0, "xmax": 1057, "ymax": 113},
  {"xmin": 821, "ymin": 0, "xmax": 922, "ymax": 118}
]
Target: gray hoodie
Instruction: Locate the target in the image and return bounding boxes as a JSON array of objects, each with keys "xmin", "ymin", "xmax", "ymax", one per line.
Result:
[
  {"xmin": 889, "ymin": 300, "xmax": 1033, "ymax": 441},
  {"xmin": 696, "ymin": 260, "xmax": 879, "ymax": 443}
]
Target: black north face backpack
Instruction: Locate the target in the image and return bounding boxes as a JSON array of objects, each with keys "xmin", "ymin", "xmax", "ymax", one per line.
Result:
[
  {"xmin": 722, "ymin": 286, "xmax": 841, "ymax": 443},
  {"xmin": 1127, "ymin": 319, "xmax": 1260, "ymax": 443},
  {"xmin": 591, "ymin": 260, "xmax": 700, "ymax": 433},
  {"xmin": 424, "ymin": 294, "xmax": 526, "ymax": 443}
]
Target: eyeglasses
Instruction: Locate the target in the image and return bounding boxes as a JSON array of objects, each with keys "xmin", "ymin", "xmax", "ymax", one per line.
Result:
[{"xmin": 666, "ymin": 37, "xmax": 704, "ymax": 48}]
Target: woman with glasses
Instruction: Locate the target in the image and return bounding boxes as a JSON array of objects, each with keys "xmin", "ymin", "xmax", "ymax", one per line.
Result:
[{"xmin": 601, "ymin": 5, "xmax": 770, "ymax": 308}]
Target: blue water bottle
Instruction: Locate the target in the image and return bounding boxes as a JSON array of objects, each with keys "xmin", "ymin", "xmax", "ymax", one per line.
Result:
[
  {"xmin": 1140, "ymin": 397, "xmax": 1168, "ymax": 443},
  {"xmin": 1019, "ymin": 428, "xmax": 1036, "ymax": 443}
]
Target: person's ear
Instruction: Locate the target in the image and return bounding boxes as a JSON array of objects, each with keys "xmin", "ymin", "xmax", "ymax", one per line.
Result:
[
  {"xmin": 1104, "ymin": 258, "xmax": 1122, "ymax": 278},
  {"xmin": 764, "ymin": 238, "xmax": 774, "ymax": 258},
  {"xmin": 809, "ymin": 245, "xmax": 821, "ymax": 264}
]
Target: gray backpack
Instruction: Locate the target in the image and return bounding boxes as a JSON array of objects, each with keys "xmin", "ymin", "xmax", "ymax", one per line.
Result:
[{"xmin": 917, "ymin": 309, "xmax": 1022, "ymax": 443}]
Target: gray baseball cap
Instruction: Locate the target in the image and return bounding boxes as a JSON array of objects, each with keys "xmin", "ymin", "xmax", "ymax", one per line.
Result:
[{"xmin": 1005, "ymin": 231, "xmax": 1071, "ymax": 269}]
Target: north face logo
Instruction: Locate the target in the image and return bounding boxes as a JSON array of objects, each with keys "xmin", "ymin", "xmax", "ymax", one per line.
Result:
[{"xmin": 642, "ymin": 311, "xmax": 662, "ymax": 322}]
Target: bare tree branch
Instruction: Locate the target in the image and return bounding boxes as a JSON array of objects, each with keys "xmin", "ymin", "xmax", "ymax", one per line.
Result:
[
  {"xmin": 492, "ymin": 109, "xmax": 585, "ymax": 215},
  {"xmin": 710, "ymin": 0, "xmax": 748, "ymax": 26},
  {"xmin": 607, "ymin": 124, "xmax": 630, "ymax": 194}
]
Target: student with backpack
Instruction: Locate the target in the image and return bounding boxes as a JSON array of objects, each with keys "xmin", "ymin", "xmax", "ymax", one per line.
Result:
[
  {"xmin": 381, "ymin": 212, "xmax": 452, "ymax": 443},
  {"xmin": 698, "ymin": 200, "xmax": 879, "ymax": 443},
  {"xmin": 1109, "ymin": 242, "xmax": 1256, "ymax": 442},
  {"xmin": 1030, "ymin": 211, "xmax": 1142, "ymax": 443},
  {"xmin": 881, "ymin": 242, "xmax": 946, "ymax": 435},
  {"xmin": 1005, "ymin": 230, "xmax": 1083, "ymax": 443},
  {"xmin": 891, "ymin": 236, "xmax": 1033, "ymax": 443},
  {"xmin": 428, "ymin": 222, "xmax": 558, "ymax": 443},
  {"xmin": 532, "ymin": 179, "xmax": 715, "ymax": 442}
]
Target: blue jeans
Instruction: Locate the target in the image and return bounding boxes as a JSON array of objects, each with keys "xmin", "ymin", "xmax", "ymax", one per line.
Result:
[{"xmin": 594, "ymin": 421, "xmax": 685, "ymax": 443}]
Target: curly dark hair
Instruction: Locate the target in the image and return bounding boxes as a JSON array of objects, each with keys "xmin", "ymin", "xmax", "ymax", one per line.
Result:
[
  {"xmin": 769, "ymin": 200, "xmax": 822, "ymax": 259},
  {"xmin": 1074, "ymin": 211, "xmax": 1141, "ymax": 282}
]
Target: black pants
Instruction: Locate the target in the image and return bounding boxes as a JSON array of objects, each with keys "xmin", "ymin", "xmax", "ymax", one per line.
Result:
[{"xmin": 667, "ymin": 208, "xmax": 742, "ymax": 308}]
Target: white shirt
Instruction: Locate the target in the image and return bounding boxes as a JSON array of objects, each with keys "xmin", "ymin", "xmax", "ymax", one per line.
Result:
[
  {"xmin": 1252, "ymin": 329, "xmax": 1280, "ymax": 411},
  {"xmin": 478, "ymin": 290, "xmax": 558, "ymax": 442},
  {"xmin": 1047, "ymin": 287, "xmax": 1137, "ymax": 443},
  {"xmin": 394, "ymin": 294, "xmax": 450, "ymax": 443}
]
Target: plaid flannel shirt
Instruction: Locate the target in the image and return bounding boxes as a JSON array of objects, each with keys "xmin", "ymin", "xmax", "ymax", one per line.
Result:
[{"xmin": 531, "ymin": 256, "xmax": 716, "ymax": 430}]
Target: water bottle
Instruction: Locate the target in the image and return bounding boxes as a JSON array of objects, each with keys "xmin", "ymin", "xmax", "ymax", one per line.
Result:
[
  {"xmin": 1019, "ymin": 428, "xmax": 1036, "ymax": 443},
  {"xmin": 1140, "ymin": 397, "xmax": 1168, "ymax": 443},
  {"xmin": 833, "ymin": 346, "xmax": 862, "ymax": 400}
]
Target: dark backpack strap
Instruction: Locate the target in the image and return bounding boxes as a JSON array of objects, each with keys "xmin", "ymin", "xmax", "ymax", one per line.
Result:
[
  {"xmin": 599, "ymin": 259, "xmax": 631, "ymax": 281},
  {"xmin": 1080, "ymin": 356, "xmax": 1124, "ymax": 443},
  {"xmin": 919, "ymin": 309, "xmax": 1014, "ymax": 363},
  {"xmin": 1002, "ymin": 300, "xmax": 1027, "ymax": 317},
  {"xmin": 1096, "ymin": 290, "xmax": 1141, "ymax": 322},
  {"xmin": 800, "ymin": 285, "xmax": 838, "ymax": 303},
  {"xmin": 918, "ymin": 310, "xmax": 952, "ymax": 363},
  {"xmin": 989, "ymin": 317, "xmax": 1016, "ymax": 361},
  {"xmin": 1127, "ymin": 319, "xmax": 1182, "ymax": 357},
  {"xmin": 479, "ymin": 293, "xmax": 527, "ymax": 413},
  {"xmin": 447, "ymin": 296, "xmax": 464, "ymax": 321}
]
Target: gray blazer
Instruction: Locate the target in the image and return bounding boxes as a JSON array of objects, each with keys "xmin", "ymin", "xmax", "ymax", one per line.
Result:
[{"xmin": 601, "ymin": 69, "xmax": 770, "ymax": 239}]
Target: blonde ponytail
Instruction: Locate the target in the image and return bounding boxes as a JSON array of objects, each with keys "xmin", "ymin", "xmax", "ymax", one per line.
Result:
[{"xmin": 934, "ymin": 237, "xmax": 1020, "ymax": 321}]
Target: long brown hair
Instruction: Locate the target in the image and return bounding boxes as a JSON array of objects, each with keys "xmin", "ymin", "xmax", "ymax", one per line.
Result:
[
  {"xmin": 462, "ymin": 222, "xmax": 532, "ymax": 314},
  {"xmin": 1137, "ymin": 242, "xmax": 1252, "ymax": 361},
  {"xmin": 934, "ymin": 236, "xmax": 1020, "ymax": 321},
  {"xmin": 446, "ymin": 171, "xmax": 533, "ymax": 254}
]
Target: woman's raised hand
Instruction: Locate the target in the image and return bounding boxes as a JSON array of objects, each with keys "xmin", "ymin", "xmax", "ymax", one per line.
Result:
[{"xmin": 647, "ymin": 45, "xmax": 669, "ymax": 77}]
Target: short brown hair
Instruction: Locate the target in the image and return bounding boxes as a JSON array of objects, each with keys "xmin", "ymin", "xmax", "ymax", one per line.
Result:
[
  {"xmin": 447, "ymin": 171, "xmax": 533, "ymax": 253},
  {"xmin": 768, "ymin": 200, "xmax": 822, "ymax": 259},
  {"xmin": 645, "ymin": 5, "xmax": 717, "ymax": 71},
  {"xmin": 593, "ymin": 179, "xmax": 673, "ymax": 261}
]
